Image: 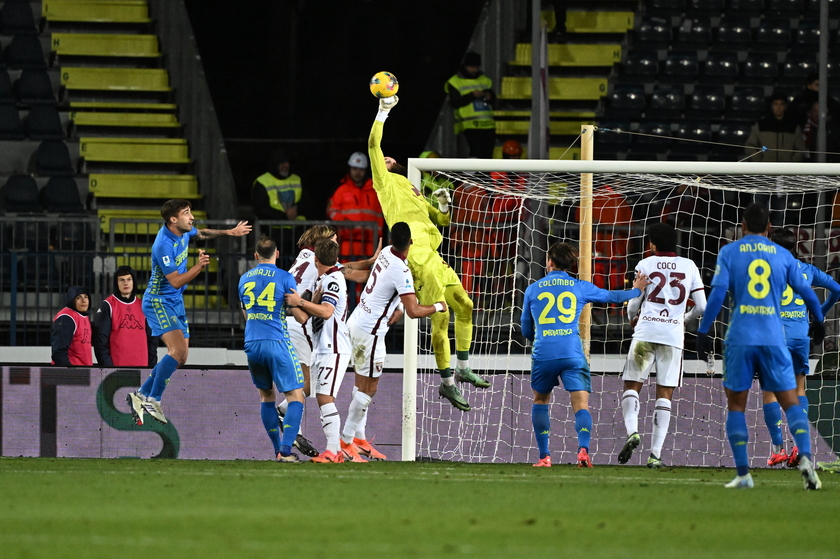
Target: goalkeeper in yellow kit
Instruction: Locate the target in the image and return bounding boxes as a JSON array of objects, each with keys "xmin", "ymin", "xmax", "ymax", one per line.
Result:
[{"xmin": 368, "ymin": 95, "xmax": 488, "ymax": 411}]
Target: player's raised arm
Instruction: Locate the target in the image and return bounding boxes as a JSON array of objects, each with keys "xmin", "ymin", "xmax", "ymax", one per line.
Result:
[
  {"xmin": 196, "ymin": 221, "xmax": 252, "ymax": 240},
  {"xmin": 341, "ymin": 238, "xmax": 382, "ymax": 283},
  {"xmin": 581, "ymin": 273, "xmax": 649, "ymax": 305},
  {"xmin": 368, "ymin": 96, "xmax": 399, "ymax": 188}
]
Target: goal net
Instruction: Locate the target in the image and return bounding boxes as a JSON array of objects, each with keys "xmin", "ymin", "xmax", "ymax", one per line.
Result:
[{"xmin": 404, "ymin": 158, "xmax": 840, "ymax": 467}]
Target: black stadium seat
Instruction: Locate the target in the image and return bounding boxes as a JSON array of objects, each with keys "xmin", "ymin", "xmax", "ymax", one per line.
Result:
[
  {"xmin": 756, "ymin": 19, "xmax": 791, "ymax": 46},
  {"xmin": 703, "ymin": 52, "xmax": 739, "ymax": 78},
  {"xmin": 716, "ymin": 18, "xmax": 752, "ymax": 47},
  {"xmin": 743, "ymin": 52, "xmax": 779, "ymax": 82},
  {"xmin": 25, "ymin": 105, "xmax": 64, "ymax": 140},
  {"xmin": 1, "ymin": 174, "xmax": 41, "ymax": 213},
  {"xmin": 650, "ymin": 85, "xmax": 686, "ymax": 117},
  {"xmin": 729, "ymin": 87, "xmax": 766, "ymax": 120},
  {"xmin": 0, "ymin": 105, "xmax": 24, "ymax": 140},
  {"xmin": 663, "ymin": 52, "xmax": 699, "ymax": 78},
  {"xmin": 0, "ymin": 1, "xmax": 38, "ymax": 35},
  {"xmin": 33, "ymin": 140, "xmax": 75, "ymax": 177},
  {"xmin": 637, "ymin": 18, "xmax": 672, "ymax": 47},
  {"xmin": 687, "ymin": 86, "xmax": 726, "ymax": 117},
  {"xmin": 623, "ymin": 50, "xmax": 659, "ymax": 77},
  {"xmin": 40, "ymin": 176, "xmax": 85, "ymax": 213},
  {"xmin": 4, "ymin": 35, "xmax": 46, "ymax": 70},
  {"xmin": 0, "ymin": 70, "xmax": 14, "ymax": 104},
  {"xmin": 783, "ymin": 52, "xmax": 817, "ymax": 81},
  {"xmin": 14, "ymin": 70, "xmax": 56, "ymax": 105}
]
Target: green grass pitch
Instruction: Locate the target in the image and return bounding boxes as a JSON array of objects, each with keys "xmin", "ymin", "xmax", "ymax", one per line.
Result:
[{"xmin": 1, "ymin": 457, "xmax": 837, "ymax": 558}]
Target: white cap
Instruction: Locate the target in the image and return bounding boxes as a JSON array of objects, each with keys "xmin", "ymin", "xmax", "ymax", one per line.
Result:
[{"xmin": 348, "ymin": 152, "xmax": 368, "ymax": 169}]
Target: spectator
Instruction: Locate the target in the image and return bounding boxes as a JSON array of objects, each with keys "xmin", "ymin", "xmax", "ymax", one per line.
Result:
[
  {"xmin": 51, "ymin": 285, "xmax": 93, "ymax": 366},
  {"xmin": 326, "ymin": 152, "xmax": 384, "ymax": 258},
  {"xmin": 802, "ymin": 101, "xmax": 840, "ymax": 163},
  {"xmin": 789, "ymin": 74, "xmax": 840, "ymax": 131},
  {"xmin": 93, "ymin": 265, "xmax": 158, "ymax": 368},
  {"xmin": 251, "ymin": 148, "xmax": 306, "ymax": 221},
  {"xmin": 745, "ymin": 92, "xmax": 807, "ymax": 162},
  {"xmin": 445, "ymin": 51, "xmax": 496, "ymax": 159}
]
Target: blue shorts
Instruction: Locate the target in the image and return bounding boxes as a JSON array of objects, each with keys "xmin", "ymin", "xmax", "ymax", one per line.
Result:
[
  {"xmin": 245, "ymin": 339, "xmax": 304, "ymax": 393},
  {"xmin": 787, "ymin": 337, "xmax": 811, "ymax": 377},
  {"xmin": 723, "ymin": 344, "xmax": 795, "ymax": 393},
  {"xmin": 530, "ymin": 357, "xmax": 591, "ymax": 395},
  {"xmin": 143, "ymin": 297, "xmax": 190, "ymax": 338}
]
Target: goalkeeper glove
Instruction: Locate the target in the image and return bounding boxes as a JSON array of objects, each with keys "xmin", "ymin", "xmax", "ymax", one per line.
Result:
[
  {"xmin": 695, "ymin": 331, "xmax": 711, "ymax": 362},
  {"xmin": 432, "ymin": 187, "xmax": 451, "ymax": 213},
  {"xmin": 379, "ymin": 96, "xmax": 399, "ymax": 111},
  {"xmin": 809, "ymin": 320, "xmax": 826, "ymax": 345}
]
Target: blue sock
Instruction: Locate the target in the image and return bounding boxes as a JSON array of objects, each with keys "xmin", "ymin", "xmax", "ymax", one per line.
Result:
[
  {"xmin": 762, "ymin": 401, "xmax": 784, "ymax": 446},
  {"xmin": 139, "ymin": 370, "xmax": 155, "ymax": 397},
  {"xmin": 280, "ymin": 401, "xmax": 304, "ymax": 455},
  {"xmin": 260, "ymin": 402, "xmax": 281, "ymax": 455},
  {"xmin": 149, "ymin": 355, "xmax": 179, "ymax": 401},
  {"xmin": 575, "ymin": 408, "xmax": 592, "ymax": 451},
  {"xmin": 798, "ymin": 395, "xmax": 809, "ymax": 413},
  {"xmin": 784, "ymin": 404, "xmax": 812, "ymax": 460},
  {"xmin": 726, "ymin": 411, "xmax": 750, "ymax": 476},
  {"xmin": 531, "ymin": 404, "xmax": 550, "ymax": 458}
]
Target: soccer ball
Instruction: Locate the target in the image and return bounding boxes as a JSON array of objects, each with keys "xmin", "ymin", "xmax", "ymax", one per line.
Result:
[{"xmin": 369, "ymin": 71, "xmax": 399, "ymax": 98}]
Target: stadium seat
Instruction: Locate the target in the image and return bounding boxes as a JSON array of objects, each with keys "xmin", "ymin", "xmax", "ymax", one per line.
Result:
[
  {"xmin": 649, "ymin": 85, "xmax": 686, "ymax": 117},
  {"xmin": 79, "ymin": 138, "xmax": 190, "ymax": 163},
  {"xmin": 622, "ymin": 51, "xmax": 659, "ymax": 77},
  {"xmin": 1, "ymin": 174, "xmax": 41, "ymax": 213},
  {"xmin": 728, "ymin": 0, "xmax": 764, "ymax": 15},
  {"xmin": 60, "ymin": 68, "xmax": 172, "ymax": 92},
  {"xmin": 792, "ymin": 20, "xmax": 820, "ymax": 50},
  {"xmin": 0, "ymin": 70, "xmax": 14, "ymax": 104},
  {"xmin": 50, "ymin": 33, "xmax": 160, "ymax": 58},
  {"xmin": 99, "ymin": 209, "xmax": 208, "ymax": 234},
  {"xmin": 0, "ymin": 105, "xmax": 24, "ymax": 140},
  {"xmin": 608, "ymin": 85, "xmax": 646, "ymax": 111},
  {"xmin": 689, "ymin": 0, "xmax": 725, "ymax": 12},
  {"xmin": 648, "ymin": 0, "xmax": 686, "ymax": 15},
  {"xmin": 729, "ymin": 87, "xmax": 766, "ymax": 120},
  {"xmin": 662, "ymin": 52, "xmax": 699, "ymax": 78},
  {"xmin": 42, "ymin": 0, "xmax": 152, "ymax": 23},
  {"xmin": 14, "ymin": 70, "xmax": 57, "ymax": 105},
  {"xmin": 743, "ymin": 53, "xmax": 779, "ymax": 82},
  {"xmin": 756, "ymin": 20, "xmax": 791, "ymax": 46},
  {"xmin": 715, "ymin": 18, "xmax": 752, "ymax": 46},
  {"xmin": 636, "ymin": 18, "xmax": 672, "ymax": 47},
  {"xmin": 89, "ymin": 174, "xmax": 200, "ymax": 199},
  {"xmin": 782, "ymin": 53, "xmax": 817, "ymax": 81},
  {"xmin": 715, "ymin": 121, "xmax": 754, "ymax": 154},
  {"xmin": 767, "ymin": 0, "xmax": 805, "ymax": 15},
  {"xmin": 497, "ymin": 77, "xmax": 607, "ymax": 100},
  {"xmin": 33, "ymin": 140, "xmax": 75, "ymax": 176},
  {"xmin": 70, "ymin": 111, "xmax": 180, "ymax": 129},
  {"xmin": 39, "ymin": 176, "xmax": 84, "ymax": 213},
  {"xmin": 0, "ymin": 1, "xmax": 38, "ymax": 35},
  {"xmin": 703, "ymin": 52, "xmax": 739, "ymax": 78},
  {"xmin": 4, "ymin": 36, "xmax": 46, "ymax": 70},
  {"xmin": 594, "ymin": 121, "xmax": 632, "ymax": 150},
  {"xmin": 26, "ymin": 105, "xmax": 65, "ymax": 140},
  {"xmin": 687, "ymin": 86, "xmax": 726, "ymax": 117},
  {"xmin": 565, "ymin": 11, "xmax": 634, "ymax": 33},
  {"xmin": 673, "ymin": 121, "xmax": 713, "ymax": 153},
  {"xmin": 636, "ymin": 122, "xmax": 672, "ymax": 146},
  {"xmin": 675, "ymin": 18, "xmax": 712, "ymax": 46}
]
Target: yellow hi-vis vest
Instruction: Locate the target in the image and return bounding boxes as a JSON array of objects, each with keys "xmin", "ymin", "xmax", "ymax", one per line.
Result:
[
  {"xmin": 445, "ymin": 74, "xmax": 494, "ymax": 134},
  {"xmin": 254, "ymin": 172, "xmax": 302, "ymax": 213}
]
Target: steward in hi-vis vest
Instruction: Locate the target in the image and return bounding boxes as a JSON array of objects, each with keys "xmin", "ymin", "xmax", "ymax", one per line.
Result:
[{"xmin": 445, "ymin": 51, "xmax": 496, "ymax": 159}]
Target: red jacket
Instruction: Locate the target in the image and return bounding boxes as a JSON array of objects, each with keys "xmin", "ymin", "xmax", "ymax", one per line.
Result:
[{"xmin": 327, "ymin": 175, "xmax": 384, "ymax": 257}]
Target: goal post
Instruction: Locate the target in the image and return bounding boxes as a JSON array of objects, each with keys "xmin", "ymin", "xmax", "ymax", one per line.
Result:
[{"xmin": 402, "ymin": 156, "xmax": 840, "ymax": 465}]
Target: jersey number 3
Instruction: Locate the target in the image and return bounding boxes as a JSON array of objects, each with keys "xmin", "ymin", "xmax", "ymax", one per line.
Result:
[
  {"xmin": 537, "ymin": 291, "xmax": 576, "ymax": 324},
  {"xmin": 242, "ymin": 281, "xmax": 276, "ymax": 312},
  {"xmin": 648, "ymin": 271, "xmax": 686, "ymax": 305}
]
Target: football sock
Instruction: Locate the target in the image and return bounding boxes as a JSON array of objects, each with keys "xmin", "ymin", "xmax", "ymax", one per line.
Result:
[
  {"xmin": 280, "ymin": 401, "xmax": 303, "ymax": 455},
  {"xmin": 621, "ymin": 389, "xmax": 640, "ymax": 436},
  {"xmin": 726, "ymin": 411, "xmax": 750, "ymax": 477},
  {"xmin": 762, "ymin": 401, "xmax": 784, "ymax": 446},
  {"xmin": 342, "ymin": 390, "xmax": 372, "ymax": 444},
  {"xmin": 440, "ymin": 370, "xmax": 455, "ymax": 385},
  {"xmin": 456, "ymin": 350, "xmax": 469, "ymax": 371},
  {"xmin": 531, "ymin": 404, "xmax": 550, "ymax": 458},
  {"xmin": 139, "ymin": 370, "xmax": 155, "ymax": 397},
  {"xmin": 260, "ymin": 402, "xmax": 281, "ymax": 455},
  {"xmin": 784, "ymin": 404, "xmax": 812, "ymax": 460},
  {"xmin": 319, "ymin": 402, "xmax": 341, "ymax": 454},
  {"xmin": 149, "ymin": 354, "xmax": 178, "ymax": 401},
  {"xmin": 798, "ymin": 395, "xmax": 809, "ymax": 410},
  {"xmin": 651, "ymin": 398, "xmax": 671, "ymax": 458},
  {"xmin": 574, "ymin": 408, "xmax": 592, "ymax": 451},
  {"xmin": 355, "ymin": 396, "xmax": 369, "ymax": 441}
]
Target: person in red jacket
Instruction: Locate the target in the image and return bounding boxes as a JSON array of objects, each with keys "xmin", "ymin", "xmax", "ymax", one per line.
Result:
[
  {"xmin": 50, "ymin": 285, "xmax": 93, "ymax": 366},
  {"xmin": 93, "ymin": 266, "xmax": 158, "ymax": 367},
  {"xmin": 326, "ymin": 152, "xmax": 384, "ymax": 259}
]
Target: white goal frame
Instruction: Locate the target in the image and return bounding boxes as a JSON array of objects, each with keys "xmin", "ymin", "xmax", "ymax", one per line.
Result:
[{"xmin": 402, "ymin": 155, "xmax": 840, "ymax": 461}]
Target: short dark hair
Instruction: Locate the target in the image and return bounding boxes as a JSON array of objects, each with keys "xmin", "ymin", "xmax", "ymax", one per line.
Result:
[
  {"xmin": 115, "ymin": 265, "xmax": 134, "ymax": 279},
  {"xmin": 160, "ymin": 199, "xmax": 191, "ymax": 224},
  {"xmin": 647, "ymin": 222, "xmax": 678, "ymax": 253},
  {"xmin": 547, "ymin": 242, "xmax": 578, "ymax": 271},
  {"xmin": 390, "ymin": 222, "xmax": 411, "ymax": 251},
  {"xmin": 770, "ymin": 91, "xmax": 788, "ymax": 103},
  {"xmin": 743, "ymin": 203, "xmax": 769, "ymax": 234},
  {"xmin": 770, "ymin": 227, "xmax": 797, "ymax": 254},
  {"xmin": 314, "ymin": 238, "xmax": 339, "ymax": 267},
  {"xmin": 255, "ymin": 234, "xmax": 277, "ymax": 260}
]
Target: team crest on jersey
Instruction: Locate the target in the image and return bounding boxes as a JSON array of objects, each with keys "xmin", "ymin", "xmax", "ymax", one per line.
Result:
[{"xmin": 375, "ymin": 362, "xmax": 383, "ymax": 373}]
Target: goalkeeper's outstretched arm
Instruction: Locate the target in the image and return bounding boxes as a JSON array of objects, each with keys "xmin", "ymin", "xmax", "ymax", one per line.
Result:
[{"xmin": 368, "ymin": 96, "xmax": 399, "ymax": 189}]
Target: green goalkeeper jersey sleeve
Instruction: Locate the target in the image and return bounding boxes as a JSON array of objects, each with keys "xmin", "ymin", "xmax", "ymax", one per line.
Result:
[{"xmin": 368, "ymin": 120, "xmax": 449, "ymax": 251}]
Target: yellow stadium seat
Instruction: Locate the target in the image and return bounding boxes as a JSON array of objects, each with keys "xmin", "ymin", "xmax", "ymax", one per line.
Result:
[
  {"xmin": 42, "ymin": 1, "xmax": 151, "ymax": 23},
  {"xmin": 99, "ymin": 208, "xmax": 208, "ymax": 234},
  {"xmin": 52, "ymin": 33, "xmax": 160, "ymax": 57},
  {"xmin": 89, "ymin": 174, "xmax": 200, "ymax": 199},
  {"xmin": 71, "ymin": 112, "xmax": 180, "ymax": 127},
  {"xmin": 566, "ymin": 11, "xmax": 634, "ymax": 33},
  {"xmin": 491, "ymin": 146, "xmax": 581, "ymax": 161},
  {"xmin": 80, "ymin": 138, "xmax": 190, "ymax": 163},
  {"xmin": 61, "ymin": 68, "xmax": 171, "ymax": 92},
  {"xmin": 495, "ymin": 120, "xmax": 595, "ymax": 135},
  {"xmin": 499, "ymin": 77, "xmax": 607, "ymax": 100},
  {"xmin": 70, "ymin": 102, "xmax": 177, "ymax": 111},
  {"xmin": 115, "ymin": 254, "xmax": 219, "ymax": 274},
  {"xmin": 493, "ymin": 110, "xmax": 597, "ymax": 118},
  {"xmin": 512, "ymin": 44, "xmax": 622, "ymax": 67}
]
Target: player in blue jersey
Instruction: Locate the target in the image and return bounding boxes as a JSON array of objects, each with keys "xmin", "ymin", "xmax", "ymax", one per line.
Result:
[
  {"xmin": 521, "ymin": 242, "xmax": 649, "ymax": 468},
  {"xmin": 761, "ymin": 227, "xmax": 840, "ymax": 468},
  {"xmin": 239, "ymin": 235, "xmax": 308, "ymax": 463},
  {"xmin": 696, "ymin": 204, "xmax": 825, "ymax": 489},
  {"xmin": 126, "ymin": 199, "xmax": 252, "ymax": 426}
]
